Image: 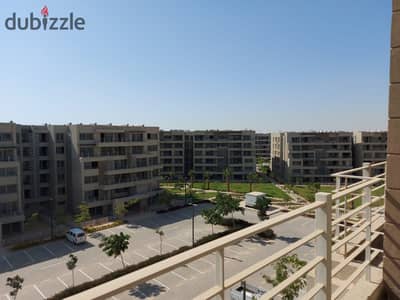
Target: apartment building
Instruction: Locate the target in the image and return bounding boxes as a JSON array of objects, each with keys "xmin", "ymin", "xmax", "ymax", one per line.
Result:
[
  {"xmin": 255, "ymin": 133, "xmax": 271, "ymax": 161},
  {"xmin": 68, "ymin": 124, "xmax": 161, "ymax": 216},
  {"xmin": 159, "ymin": 130, "xmax": 185, "ymax": 179},
  {"xmin": 0, "ymin": 123, "xmax": 24, "ymax": 239},
  {"xmin": 353, "ymin": 131, "xmax": 387, "ymax": 174},
  {"xmin": 191, "ymin": 130, "xmax": 256, "ymax": 181},
  {"xmin": 271, "ymin": 132, "xmax": 353, "ymax": 183}
]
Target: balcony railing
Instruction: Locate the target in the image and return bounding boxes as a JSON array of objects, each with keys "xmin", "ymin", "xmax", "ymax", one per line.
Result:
[{"xmin": 66, "ymin": 161, "xmax": 385, "ymax": 300}]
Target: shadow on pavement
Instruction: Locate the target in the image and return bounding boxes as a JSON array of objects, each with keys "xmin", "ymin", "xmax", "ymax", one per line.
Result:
[{"xmin": 128, "ymin": 282, "xmax": 167, "ymax": 298}]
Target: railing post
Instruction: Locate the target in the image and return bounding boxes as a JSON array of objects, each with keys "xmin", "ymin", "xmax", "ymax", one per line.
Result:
[
  {"xmin": 362, "ymin": 162, "xmax": 372, "ymax": 281},
  {"xmin": 335, "ymin": 176, "xmax": 341, "ymax": 237},
  {"xmin": 215, "ymin": 248, "xmax": 225, "ymax": 299},
  {"xmin": 315, "ymin": 192, "xmax": 332, "ymax": 300}
]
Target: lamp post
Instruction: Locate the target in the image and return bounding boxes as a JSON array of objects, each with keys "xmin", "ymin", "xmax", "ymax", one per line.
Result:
[
  {"xmin": 191, "ymin": 202, "xmax": 197, "ymax": 247},
  {"xmin": 184, "ymin": 176, "xmax": 187, "ymax": 206}
]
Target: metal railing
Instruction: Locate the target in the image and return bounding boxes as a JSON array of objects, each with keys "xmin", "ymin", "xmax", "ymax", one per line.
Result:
[{"xmin": 66, "ymin": 162, "xmax": 386, "ymax": 300}]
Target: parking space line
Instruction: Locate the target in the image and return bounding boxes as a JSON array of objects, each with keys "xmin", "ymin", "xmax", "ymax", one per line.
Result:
[
  {"xmin": 132, "ymin": 250, "xmax": 149, "ymax": 259},
  {"xmin": 33, "ymin": 284, "xmax": 46, "ymax": 299},
  {"xmin": 199, "ymin": 257, "xmax": 215, "ymax": 267},
  {"xmin": 42, "ymin": 245, "xmax": 56, "ymax": 257},
  {"xmin": 147, "ymin": 244, "xmax": 160, "ymax": 254},
  {"xmin": 2, "ymin": 256, "xmax": 13, "ymax": 269},
  {"xmin": 186, "ymin": 263, "xmax": 205, "ymax": 274},
  {"xmin": 171, "ymin": 270, "xmax": 187, "ymax": 281},
  {"xmin": 63, "ymin": 241, "xmax": 75, "ymax": 251},
  {"xmin": 98, "ymin": 262, "xmax": 113, "ymax": 272},
  {"xmin": 152, "ymin": 278, "xmax": 170, "ymax": 291},
  {"xmin": 164, "ymin": 241, "xmax": 179, "ymax": 249},
  {"xmin": 57, "ymin": 276, "xmax": 68, "ymax": 288},
  {"xmin": 79, "ymin": 269, "xmax": 94, "ymax": 281},
  {"xmin": 4, "ymin": 293, "xmax": 11, "ymax": 300},
  {"xmin": 23, "ymin": 250, "xmax": 35, "ymax": 263}
]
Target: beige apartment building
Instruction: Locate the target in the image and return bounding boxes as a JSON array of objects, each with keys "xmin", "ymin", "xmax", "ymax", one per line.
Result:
[
  {"xmin": 271, "ymin": 131, "xmax": 353, "ymax": 183},
  {"xmin": 353, "ymin": 131, "xmax": 387, "ymax": 174},
  {"xmin": 191, "ymin": 130, "xmax": 256, "ymax": 181},
  {"xmin": 159, "ymin": 130, "xmax": 185, "ymax": 179},
  {"xmin": 0, "ymin": 123, "xmax": 24, "ymax": 239},
  {"xmin": 68, "ymin": 124, "xmax": 162, "ymax": 216},
  {"xmin": 255, "ymin": 133, "xmax": 271, "ymax": 161}
]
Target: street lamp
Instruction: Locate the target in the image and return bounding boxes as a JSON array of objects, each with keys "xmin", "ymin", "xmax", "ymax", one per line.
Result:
[{"xmin": 190, "ymin": 201, "xmax": 197, "ymax": 247}]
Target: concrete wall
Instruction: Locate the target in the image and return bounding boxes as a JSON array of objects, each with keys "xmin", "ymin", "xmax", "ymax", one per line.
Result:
[{"xmin": 383, "ymin": 1, "xmax": 400, "ymax": 298}]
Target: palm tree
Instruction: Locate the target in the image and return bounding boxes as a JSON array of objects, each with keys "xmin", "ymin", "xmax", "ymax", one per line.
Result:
[
  {"xmin": 99, "ymin": 232, "xmax": 130, "ymax": 268},
  {"xmin": 204, "ymin": 172, "xmax": 210, "ymax": 190},
  {"xmin": 247, "ymin": 172, "xmax": 259, "ymax": 192},
  {"xmin": 66, "ymin": 254, "xmax": 78, "ymax": 287},
  {"xmin": 223, "ymin": 168, "xmax": 232, "ymax": 192},
  {"xmin": 6, "ymin": 275, "xmax": 24, "ymax": 300},
  {"xmin": 155, "ymin": 228, "xmax": 164, "ymax": 254},
  {"xmin": 188, "ymin": 169, "xmax": 194, "ymax": 189}
]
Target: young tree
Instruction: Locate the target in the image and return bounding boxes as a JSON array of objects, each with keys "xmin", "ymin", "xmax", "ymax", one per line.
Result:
[
  {"xmin": 114, "ymin": 202, "xmax": 128, "ymax": 220},
  {"xmin": 247, "ymin": 173, "xmax": 259, "ymax": 192},
  {"xmin": 159, "ymin": 190, "xmax": 173, "ymax": 208},
  {"xmin": 214, "ymin": 193, "xmax": 243, "ymax": 227},
  {"xmin": 188, "ymin": 169, "xmax": 194, "ymax": 189},
  {"xmin": 263, "ymin": 254, "xmax": 307, "ymax": 300},
  {"xmin": 223, "ymin": 168, "xmax": 232, "ymax": 192},
  {"xmin": 6, "ymin": 275, "xmax": 24, "ymax": 300},
  {"xmin": 203, "ymin": 172, "xmax": 210, "ymax": 190},
  {"xmin": 201, "ymin": 208, "xmax": 222, "ymax": 234},
  {"xmin": 74, "ymin": 204, "xmax": 91, "ymax": 225},
  {"xmin": 155, "ymin": 228, "xmax": 164, "ymax": 255},
  {"xmin": 255, "ymin": 196, "xmax": 272, "ymax": 221},
  {"xmin": 66, "ymin": 254, "xmax": 78, "ymax": 287},
  {"xmin": 99, "ymin": 232, "xmax": 130, "ymax": 268}
]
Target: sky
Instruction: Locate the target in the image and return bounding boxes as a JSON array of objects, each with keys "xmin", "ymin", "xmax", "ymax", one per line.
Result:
[{"xmin": 0, "ymin": 1, "xmax": 392, "ymax": 132}]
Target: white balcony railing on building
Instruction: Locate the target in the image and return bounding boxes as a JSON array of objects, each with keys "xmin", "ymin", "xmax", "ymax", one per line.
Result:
[{"xmin": 66, "ymin": 161, "xmax": 386, "ymax": 300}]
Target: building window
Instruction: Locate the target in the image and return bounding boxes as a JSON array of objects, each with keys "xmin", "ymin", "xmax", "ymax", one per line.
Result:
[
  {"xmin": 56, "ymin": 133, "xmax": 64, "ymax": 143},
  {"xmin": 40, "ymin": 174, "xmax": 49, "ymax": 183},
  {"xmin": 57, "ymin": 187, "xmax": 66, "ymax": 195},
  {"xmin": 39, "ymin": 160, "xmax": 49, "ymax": 170},
  {"xmin": 56, "ymin": 146, "xmax": 64, "ymax": 154},
  {"xmin": 84, "ymin": 176, "xmax": 98, "ymax": 184},
  {"xmin": 38, "ymin": 133, "xmax": 48, "ymax": 143},
  {"xmin": 40, "ymin": 187, "xmax": 49, "ymax": 196},
  {"xmin": 0, "ymin": 185, "xmax": 17, "ymax": 194},
  {"xmin": 39, "ymin": 146, "xmax": 48, "ymax": 156},
  {"xmin": 0, "ymin": 133, "xmax": 12, "ymax": 142},
  {"xmin": 57, "ymin": 160, "xmax": 65, "ymax": 168},
  {"xmin": 24, "ymin": 189, "xmax": 31, "ymax": 199},
  {"xmin": 79, "ymin": 133, "xmax": 94, "ymax": 141},
  {"xmin": 0, "ymin": 168, "xmax": 17, "ymax": 177}
]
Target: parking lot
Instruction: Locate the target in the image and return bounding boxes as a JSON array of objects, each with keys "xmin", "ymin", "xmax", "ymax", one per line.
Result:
[{"xmin": 0, "ymin": 203, "xmax": 315, "ymax": 299}]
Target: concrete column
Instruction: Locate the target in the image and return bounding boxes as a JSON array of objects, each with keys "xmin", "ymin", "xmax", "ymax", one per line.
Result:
[
  {"xmin": 315, "ymin": 192, "xmax": 332, "ymax": 300},
  {"xmin": 383, "ymin": 1, "xmax": 400, "ymax": 298},
  {"xmin": 215, "ymin": 248, "xmax": 225, "ymax": 300},
  {"xmin": 362, "ymin": 163, "xmax": 372, "ymax": 281}
]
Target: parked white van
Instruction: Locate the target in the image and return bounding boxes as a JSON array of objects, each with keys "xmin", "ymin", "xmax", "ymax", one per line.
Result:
[{"xmin": 66, "ymin": 228, "xmax": 86, "ymax": 244}]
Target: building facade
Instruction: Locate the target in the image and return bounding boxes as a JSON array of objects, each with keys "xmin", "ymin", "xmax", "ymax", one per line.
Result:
[
  {"xmin": 191, "ymin": 130, "xmax": 256, "ymax": 181},
  {"xmin": 255, "ymin": 133, "xmax": 271, "ymax": 161},
  {"xmin": 353, "ymin": 131, "xmax": 387, "ymax": 174},
  {"xmin": 68, "ymin": 124, "xmax": 162, "ymax": 216},
  {"xmin": 159, "ymin": 130, "xmax": 185, "ymax": 179},
  {"xmin": 0, "ymin": 122, "xmax": 162, "ymax": 240},
  {"xmin": 271, "ymin": 132, "xmax": 353, "ymax": 183}
]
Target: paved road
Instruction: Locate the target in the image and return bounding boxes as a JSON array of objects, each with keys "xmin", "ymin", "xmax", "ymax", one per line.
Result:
[{"xmin": 0, "ymin": 204, "xmax": 315, "ymax": 299}]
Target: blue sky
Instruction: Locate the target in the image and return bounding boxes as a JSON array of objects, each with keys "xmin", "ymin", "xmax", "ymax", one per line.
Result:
[{"xmin": 0, "ymin": 1, "xmax": 391, "ymax": 132}]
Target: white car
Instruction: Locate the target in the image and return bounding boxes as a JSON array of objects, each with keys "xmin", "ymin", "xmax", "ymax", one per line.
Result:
[{"xmin": 66, "ymin": 228, "xmax": 87, "ymax": 244}]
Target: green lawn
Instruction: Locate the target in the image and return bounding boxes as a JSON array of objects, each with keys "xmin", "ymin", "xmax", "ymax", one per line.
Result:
[
  {"xmin": 287, "ymin": 185, "xmax": 335, "ymax": 202},
  {"xmin": 192, "ymin": 182, "xmax": 290, "ymax": 200}
]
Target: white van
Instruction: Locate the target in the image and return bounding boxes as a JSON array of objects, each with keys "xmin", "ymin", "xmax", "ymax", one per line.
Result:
[
  {"xmin": 66, "ymin": 228, "xmax": 86, "ymax": 244},
  {"xmin": 245, "ymin": 191, "xmax": 266, "ymax": 207}
]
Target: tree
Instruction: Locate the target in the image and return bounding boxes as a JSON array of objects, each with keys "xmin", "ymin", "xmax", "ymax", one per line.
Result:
[
  {"xmin": 155, "ymin": 228, "xmax": 164, "ymax": 254},
  {"xmin": 247, "ymin": 173, "xmax": 259, "ymax": 192},
  {"xmin": 263, "ymin": 254, "xmax": 307, "ymax": 300},
  {"xmin": 74, "ymin": 204, "xmax": 91, "ymax": 225},
  {"xmin": 214, "ymin": 193, "xmax": 243, "ymax": 227},
  {"xmin": 188, "ymin": 169, "xmax": 194, "ymax": 189},
  {"xmin": 255, "ymin": 196, "xmax": 272, "ymax": 221},
  {"xmin": 204, "ymin": 172, "xmax": 210, "ymax": 190},
  {"xmin": 6, "ymin": 275, "xmax": 24, "ymax": 300},
  {"xmin": 159, "ymin": 190, "xmax": 173, "ymax": 208},
  {"xmin": 114, "ymin": 202, "xmax": 128, "ymax": 220},
  {"xmin": 99, "ymin": 232, "xmax": 130, "ymax": 268},
  {"xmin": 201, "ymin": 208, "xmax": 222, "ymax": 234},
  {"xmin": 66, "ymin": 254, "xmax": 78, "ymax": 287},
  {"xmin": 223, "ymin": 168, "xmax": 232, "ymax": 192}
]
